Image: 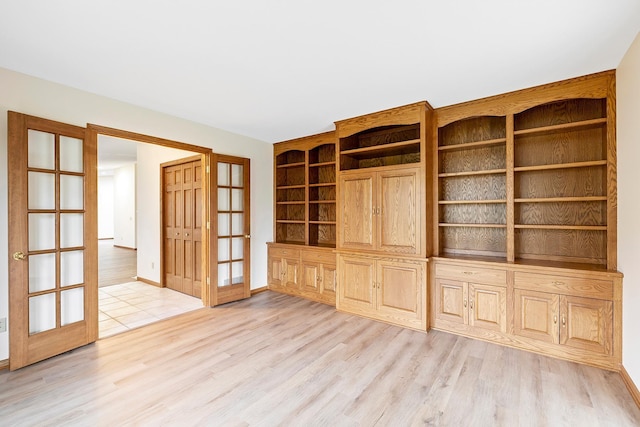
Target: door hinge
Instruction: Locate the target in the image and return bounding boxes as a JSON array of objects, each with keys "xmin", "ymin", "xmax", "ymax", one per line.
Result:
[
  {"xmin": 206, "ymin": 221, "xmax": 210, "ymax": 230},
  {"xmin": 206, "ymin": 165, "xmax": 210, "ymax": 173},
  {"xmin": 207, "ymin": 277, "xmax": 210, "ymax": 285}
]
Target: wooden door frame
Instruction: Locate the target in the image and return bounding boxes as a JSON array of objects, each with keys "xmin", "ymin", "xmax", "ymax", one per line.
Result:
[{"xmin": 86, "ymin": 125, "xmax": 215, "ymax": 306}]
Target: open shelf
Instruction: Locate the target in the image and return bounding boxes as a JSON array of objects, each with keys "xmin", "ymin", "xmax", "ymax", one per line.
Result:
[
  {"xmin": 439, "ymin": 199, "xmax": 506, "ymax": 205},
  {"xmin": 274, "ymin": 138, "xmax": 337, "ymax": 248},
  {"xmin": 438, "ymin": 137, "xmax": 506, "ymax": 151},
  {"xmin": 438, "ymin": 169, "xmax": 506, "ymax": 178},
  {"xmin": 514, "ymin": 160, "xmax": 606, "ymax": 172},
  {"xmin": 437, "ymin": 96, "xmax": 612, "ymax": 267},
  {"xmin": 513, "ymin": 117, "xmax": 607, "ymax": 136}
]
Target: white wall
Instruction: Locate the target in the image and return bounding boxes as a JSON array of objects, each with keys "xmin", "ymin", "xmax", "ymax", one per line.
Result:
[
  {"xmin": 617, "ymin": 31, "xmax": 640, "ymax": 389},
  {"xmin": 113, "ymin": 163, "xmax": 137, "ymax": 249},
  {"xmin": 98, "ymin": 175, "xmax": 115, "ymax": 239},
  {"xmin": 136, "ymin": 144, "xmax": 196, "ymax": 283},
  {"xmin": 0, "ymin": 67, "xmax": 273, "ymax": 361}
]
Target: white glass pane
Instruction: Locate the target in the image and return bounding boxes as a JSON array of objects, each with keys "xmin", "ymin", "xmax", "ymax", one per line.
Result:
[
  {"xmin": 29, "ymin": 253, "xmax": 56, "ymax": 293},
  {"xmin": 218, "ymin": 263, "xmax": 230, "ymax": 287},
  {"xmin": 218, "ymin": 163, "xmax": 230, "ymax": 186},
  {"xmin": 60, "ymin": 136, "xmax": 83, "ymax": 173},
  {"xmin": 28, "ymin": 130, "xmax": 55, "ymax": 170},
  {"xmin": 60, "ymin": 175, "xmax": 84, "ymax": 210},
  {"xmin": 61, "ymin": 288, "xmax": 84, "ymax": 326},
  {"xmin": 232, "ymin": 261, "xmax": 244, "ymax": 285},
  {"xmin": 29, "ymin": 293, "xmax": 56, "ymax": 334},
  {"xmin": 29, "ymin": 213, "xmax": 56, "ymax": 251},
  {"xmin": 232, "ymin": 237, "xmax": 244, "ymax": 260},
  {"xmin": 218, "ymin": 214, "xmax": 230, "ymax": 237},
  {"xmin": 61, "ymin": 250, "xmax": 84, "ymax": 287},
  {"xmin": 232, "ymin": 213, "xmax": 244, "ymax": 235},
  {"xmin": 28, "ymin": 172, "xmax": 55, "ymax": 209},
  {"xmin": 218, "ymin": 238, "xmax": 230, "ymax": 262},
  {"xmin": 60, "ymin": 213, "xmax": 83, "ymax": 248},
  {"xmin": 232, "ymin": 164, "xmax": 243, "ymax": 187},
  {"xmin": 232, "ymin": 189, "xmax": 244, "ymax": 211},
  {"xmin": 218, "ymin": 188, "xmax": 230, "ymax": 211}
]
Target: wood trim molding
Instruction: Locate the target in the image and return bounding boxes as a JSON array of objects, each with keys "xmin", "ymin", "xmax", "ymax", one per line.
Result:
[
  {"xmin": 137, "ymin": 276, "xmax": 162, "ymax": 288},
  {"xmin": 87, "ymin": 124, "xmax": 211, "ymax": 154},
  {"xmin": 621, "ymin": 365, "xmax": 640, "ymax": 409},
  {"xmin": 113, "ymin": 245, "xmax": 137, "ymax": 251},
  {"xmin": 251, "ymin": 286, "xmax": 269, "ymax": 296},
  {"xmin": 0, "ymin": 359, "xmax": 8, "ymax": 371}
]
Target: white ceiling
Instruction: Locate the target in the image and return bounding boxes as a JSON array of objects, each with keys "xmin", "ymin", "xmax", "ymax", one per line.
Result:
[
  {"xmin": 97, "ymin": 135, "xmax": 138, "ymax": 172},
  {"xmin": 1, "ymin": 1, "xmax": 639, "ymax": 143}
]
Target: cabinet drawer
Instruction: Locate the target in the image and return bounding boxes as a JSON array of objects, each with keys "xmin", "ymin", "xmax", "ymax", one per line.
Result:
[
  {"xmin": 268, "ymin": 246, "xmax": 301, "ymax": 259},
  {"xmin": 435, "ymin": 263, "xmax": 506, "ymax": 286},
  {"xmin": 513, "ymin": 272, "xmax": 612, "ymax": 300},
  {"xmin": 301, "ymin": 249, "xmax": 336, "ymax": 264}
]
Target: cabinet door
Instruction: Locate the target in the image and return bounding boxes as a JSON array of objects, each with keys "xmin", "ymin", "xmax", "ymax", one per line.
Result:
[
  {"xmin": 560, "ymin": 296, "xmax": 612, "ymax": 355},
  {"xmin": 301, "ymin": 261, "xmax": 320, "ymax": 292},
  {"xmin": 337, "ymin": 255, "xmax": 375, "ymax": 311},
  {"xmin": 321, "ymin": 263, "xmax": 337, "ymax": 296},
  {"xmin": 435, "ymin": 278, "xmax": 467, "ymax": 325},
  {"xmin": 378, "ymin": 168, "xmax": 421, "ymax": 255},
  {"xmin": 377, "ymin": 259, "xmax": 426, "ymax": 328},
  {"xmin": 339, "ymin": 173, "xmax": 375, "ymax": 250},
  {"xmin": 268, "ymin": 256, "xmax": 284, "ymax": 288},
  {"xmin": 283, "ymin": 257, "xmax": 300, "ymax": 290},
  {"xmin": 514, "ymin": 289, "xmax": 559, "ymax": 344},
  {"xmin": 469, "ymin": 283, "xmax": 507, "ymax": 333}
]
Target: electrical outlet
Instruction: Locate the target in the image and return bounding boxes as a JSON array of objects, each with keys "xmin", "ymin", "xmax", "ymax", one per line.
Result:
[{"xmin": 0, "ymin": 317, "xmax": 6, "ymax": 333}]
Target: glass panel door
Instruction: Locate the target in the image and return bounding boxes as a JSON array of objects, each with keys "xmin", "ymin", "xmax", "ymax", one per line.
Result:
[
  {"xmin": 8, "ymin": 113, "xmax": 96, "ymax": 370},
  {"xmin": 212, "ymin": 155, "xmax": 250, "ymax": 305}
]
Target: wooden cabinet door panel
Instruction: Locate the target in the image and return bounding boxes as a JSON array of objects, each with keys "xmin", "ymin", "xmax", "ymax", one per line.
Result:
[
  {"xmin": 377, "ymin": 259, "xmax": 423, "ymax": 317},
  {"xmin": 469, "ymin": 283, "xmax": 507, "ymax": 333},
  {"xmin": 283, "ymin": 257, "xmax": 300, "ymax": 290},
  {"xmin": 302, "ymin": 262, "xmax": 320, "ymax": 292},
  {"xmin": 378, "ymin": 169, "xmax": 421, "ymax": 255},
  {"xmin": 514, "ymin": 289, "xmax": 559, "ymax": 344},
  {"xmin": 268, "ymin": 256, "xmax": 283, "ymax": 287},
  {"xmin": 321, "ymin": 264, "xmax": 337, "ymax": 296},
  {"xmin": 339, "ymin": 174, "xmax": 375, "ymax": 250},
  {"xmin": 338, "ymin": 255, "xmax": 375, "ymax": 310},
  {"xmin": 435, "ymin": 279, "xmax": 467, "ymax": 325},
  {"xmin": 560, "ymin": 296, "xmax": 612, "ymax": 355}
]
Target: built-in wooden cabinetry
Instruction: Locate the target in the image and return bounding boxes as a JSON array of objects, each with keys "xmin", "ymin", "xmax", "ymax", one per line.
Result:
[
  {"xmin": 268, "ymin": 132, "xmax": 337, "ymax": 304},
  {"xmin": 267, "ymin": 71, "xmax": 622, "ymax": 370},
  {"xmin": 431, "ymin": 71, "xmax": 621, "ymax": 370},
  {"xmin": 335, "ymin": 102, "xmax": 432, "ymax": 330}
]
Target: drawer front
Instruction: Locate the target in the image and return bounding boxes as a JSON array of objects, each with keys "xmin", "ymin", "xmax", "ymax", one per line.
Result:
[
  {"xmin": 301, "ymin": 249, "xmax": 336, "ymax": 265},
  {"xmin": 268, "ymin": 246, "xmax": 301, "ymax": 259},
  {"xmin": 513, "ymin": 272, "xmax": 612, "ymax": 300},
  {"xmin": 435, "ymin": 263, "xmax": 506, "ymax": 286}
]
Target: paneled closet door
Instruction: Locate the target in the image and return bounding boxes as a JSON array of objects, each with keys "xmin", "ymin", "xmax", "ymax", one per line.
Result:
[
  {"xmin": 212, "ymin": 154, "xmax": 251, "ymax": 305},
  {"xmin": 8, "ymin": 112, "xmax": 97, "ymax": 370}
]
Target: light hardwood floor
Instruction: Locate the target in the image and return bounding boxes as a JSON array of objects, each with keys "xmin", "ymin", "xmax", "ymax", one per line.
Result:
[
  {"xmin": 98, "ymin": 239, "xmax": 137, "ymax": 288},
  {"xmin": 1, "ymin": 291, "xmax": 639, "ymax": 426}
]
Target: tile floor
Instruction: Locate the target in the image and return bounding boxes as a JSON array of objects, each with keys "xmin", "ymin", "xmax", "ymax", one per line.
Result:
[{"xmin": 99, "ymin": 281, "xmax": 203, "ymax": 338}]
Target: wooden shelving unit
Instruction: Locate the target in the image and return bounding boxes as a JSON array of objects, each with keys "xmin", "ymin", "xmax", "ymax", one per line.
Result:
[
  {"xmin": 437, "ymin": 115, "xmax": 508, "ymax": 259},
  {"xmin": 436, "ymin": 86, "xmax": 614, "ymax": 269},
  {"xmin": 269, "ymin": 132, "xmax": 338, "ymax": 305}
]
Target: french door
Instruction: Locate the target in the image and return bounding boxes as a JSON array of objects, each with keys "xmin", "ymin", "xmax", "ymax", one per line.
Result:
[
  {"xmin": 211, "ymin": 154, "xmax": 251, "ymax": 305},
  {"xmin": 8, "ymin": 112, "xmax": 97, "ymax": 370}
]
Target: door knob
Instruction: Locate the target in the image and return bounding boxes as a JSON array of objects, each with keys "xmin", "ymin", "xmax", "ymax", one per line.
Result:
[
  {"xmin": 13, "ymin": 251, "xmax": 26, "ymax": 261},
  {"xmin": 244, "ymin": 234, "xmax": 251, "ymax": 239}
]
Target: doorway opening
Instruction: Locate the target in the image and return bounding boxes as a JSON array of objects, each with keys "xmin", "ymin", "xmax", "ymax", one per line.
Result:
[{"xmin": 96, "ymin": 134, "xmax": 203, "ymax": 338}]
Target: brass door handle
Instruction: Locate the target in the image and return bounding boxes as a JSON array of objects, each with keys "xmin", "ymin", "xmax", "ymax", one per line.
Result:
[
  {"xmin": 13, "ymin": 251, "xmax": 26, "ymax": 261},
  {"xmin": 244, "ymin": 234, "xmax": 251, "ymax": 239}
]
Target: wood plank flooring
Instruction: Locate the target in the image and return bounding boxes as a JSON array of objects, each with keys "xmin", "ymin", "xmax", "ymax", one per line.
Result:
[
  {"xmin": 1, "ymin": 291, "xmax": 639, "ymax": 426},
  {"xmin": 98, "ymin": 239, "xmax": 137, "ymax": 287}
]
